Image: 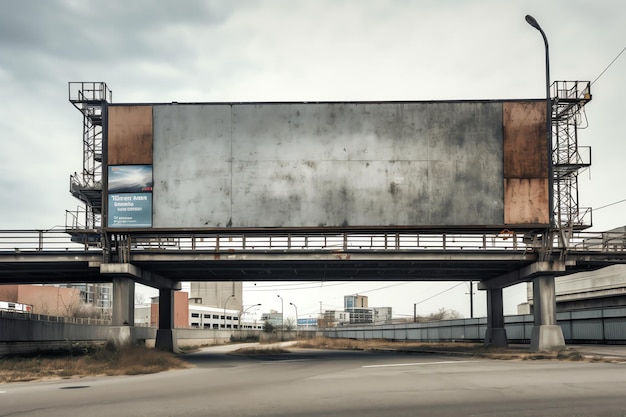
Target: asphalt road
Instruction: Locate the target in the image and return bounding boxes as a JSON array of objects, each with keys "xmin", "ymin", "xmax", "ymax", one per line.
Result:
[{"xmin": 2, "ymin": 346, "xmax": 626, "ymax": 417}]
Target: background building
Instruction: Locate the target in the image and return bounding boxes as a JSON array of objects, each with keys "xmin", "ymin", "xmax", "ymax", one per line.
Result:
[
  {"xmin": 0, "ymin": 284, "xmax": 82, "ymax": 316},
  {"xmin": 344, "ymin": 294, "xmax": 368, "ymax": 309},
  {"xmin": 372, "ymin": 307, "xmax": 393, "ymax": 324},
  {"xmin": 135, "ymin": 292, "xmax": 261, "ymax": 329},
  {"xmin": 322, "ymin": 310, "xmax": 350, "ymax": 327},
  {"xmin": 189, "ymin": 282, "xmax": 243, "ymax": 312},
  {"xmin": 50, "ymin": 283, "xmax": 111, "ymax": 318},
  {"xmin": 261, "ymin": 310, "xmax": 283, "ymax": 328}
]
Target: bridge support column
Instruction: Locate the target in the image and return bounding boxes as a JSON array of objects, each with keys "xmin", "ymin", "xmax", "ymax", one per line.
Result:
[
  {"xmin": 109, "ymin": 277, "xmax": 136, "ymax": 346},
  {"xmin": 155, "ymin": 288, "xmax": 179, "ymax": 352},
  {"xmin": 530, "ymin": 275, "xmax": 565, "ymax": 352},
  {"xmin": 484, "ymin": 287, "xmax": 508, "ymax": 348}
]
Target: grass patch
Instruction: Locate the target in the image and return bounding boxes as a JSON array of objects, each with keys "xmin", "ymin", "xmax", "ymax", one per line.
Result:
[
  {"xmin": 0, "ymin": 345, "xmax": 189, "ymax": 383},
  {"xmin": 294, "ymin": 337, "xmax": 604, "ymax": 362},
  {"xmin": 295, "ymin": 337, "xmax": 483, "ymax": 352},
  {"xmin": 230, "ymin": 346, "xmax": 291, "ymax": 355}
]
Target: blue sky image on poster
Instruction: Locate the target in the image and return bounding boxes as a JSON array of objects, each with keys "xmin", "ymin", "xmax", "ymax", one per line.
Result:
[{"xmin": 108, "ymin": 165, "xmax": 153, "ymax": 194}]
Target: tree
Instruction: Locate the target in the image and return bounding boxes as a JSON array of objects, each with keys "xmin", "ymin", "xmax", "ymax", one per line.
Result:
[
  {"xmin": 135, "ymin": 292, "xmax": 146, "ymax": 305},
  {"xmin": 426, "ymin": 308, "xmax": 463, "ymax": 321},
  {"xmin": 284, "ymin": 317, "xmax": 296, "ymax": 331},
  {"xmin": 263, "ymin": 320, "xmax": 274, "ymax": 333},
  {"xmin": 412, "ymin": 308, "xmax": 463, "ymax": 323}
]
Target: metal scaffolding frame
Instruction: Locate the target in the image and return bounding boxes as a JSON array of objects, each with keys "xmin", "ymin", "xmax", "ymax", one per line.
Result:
[
  {"xmin": 67, "ymin": 82, "xmax": 112, "ymax": 242},
  {"xmin": 551, "ymin": 80, "xmax": 592, "ymax": 232}
]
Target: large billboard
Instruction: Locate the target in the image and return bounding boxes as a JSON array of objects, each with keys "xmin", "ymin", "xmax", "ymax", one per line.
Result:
[{"xmin": 106, "ymin": 100, "xmax": 548, "ymax": 230}]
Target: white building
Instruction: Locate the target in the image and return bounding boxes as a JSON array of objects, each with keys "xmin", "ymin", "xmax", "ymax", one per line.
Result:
[{"xmin": 322, "ymin": 310, "xmax": 351, "ymax": 327}]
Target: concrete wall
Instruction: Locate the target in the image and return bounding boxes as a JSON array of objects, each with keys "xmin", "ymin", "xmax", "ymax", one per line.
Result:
[
  {"xmin": 324, "ymin": 308, "xmax": 626, "ymax": 343},
  {"xmin": 106, "ymin": 100, "xmax": 549, "ymax": 230},
  {"xmin": 4, "ymin": 307, "xmax": 626, "ymax": 355}
]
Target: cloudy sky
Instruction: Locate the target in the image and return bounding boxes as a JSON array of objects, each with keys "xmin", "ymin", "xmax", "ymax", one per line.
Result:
[{"xmin": 1, "ymin": 0, "xmax": 624, "ymax": 321}]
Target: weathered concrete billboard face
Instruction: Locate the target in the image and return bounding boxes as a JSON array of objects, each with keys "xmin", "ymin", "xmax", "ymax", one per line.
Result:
[{"xmin": 106, "ymin": 100, "xmax": 548, "ymax": 230}]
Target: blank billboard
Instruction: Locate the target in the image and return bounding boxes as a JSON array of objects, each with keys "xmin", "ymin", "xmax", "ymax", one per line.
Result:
[{"xmin": 106, "ymin": 100, "xmax": 548, "ymax": 230}]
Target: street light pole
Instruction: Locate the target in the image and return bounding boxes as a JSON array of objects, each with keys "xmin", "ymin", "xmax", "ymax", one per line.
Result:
[
  {"xmin": 241, "ymin": 303, "xmax": 261, "ymax": 330},
  {"xmin": 525, "ymin": 14, "xmax": 554, "ymax": 230},
  {"xmin": 223, "ymin": 294, "xmax": 235, "ymax": 328},
  {"xmin": 277, "ymin": 295, "xmax": 284, "ymax": 330},
  {"xmin": 290, "ymin": 302, "xmax": 299, "ymax": 337}
]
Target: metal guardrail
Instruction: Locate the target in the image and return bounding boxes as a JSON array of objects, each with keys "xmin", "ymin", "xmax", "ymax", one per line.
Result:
[
  {"xmin": 325, "ymin": 306, "xmax": 626, "ymax": 344},
  {"xmin": 0, "ymin": 229, "xmax": 624, "ymax": 253},
  {"xmin": 130, "ymin": 232, "xmax": 526, "ymax": 252},
  {"xmin": 0, "ymin": 310, "xmax": 110, "ymax": 326},
  {"xmin": 0, "ymin": 230, "xmax": 94, "ymax": 252}
]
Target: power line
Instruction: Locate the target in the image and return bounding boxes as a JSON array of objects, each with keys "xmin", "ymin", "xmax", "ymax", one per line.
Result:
[
  {"xmin": 245, "ymin": 281, "xmax": 352, "ymax": 292},
  {"xmin": 594, "ymin": 198, "xmax": 626, "ymax": 212},
  {"xmin": 413, "ymin": 282, "xmax": 465, "ymax": 306},
  {"xmin": 591, "ymin": 46, "xmax": 626, "ymax": 86},
  {"xmin": 353, "ymin": 282, "xmax": 413, "ymax": 295}
]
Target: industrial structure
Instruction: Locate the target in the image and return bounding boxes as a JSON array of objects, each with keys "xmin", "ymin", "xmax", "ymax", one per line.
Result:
[
  {"xmin": 58, "ymin": 81, "xmax": 617, "ymax": 351},
  {"xmin": 2, "ymin": 80, "xmax": 625, "ymax": 354}
]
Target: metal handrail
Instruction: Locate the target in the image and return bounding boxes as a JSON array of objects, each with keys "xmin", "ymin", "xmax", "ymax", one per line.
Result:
[{"xmin": 1, "ymin": 229, "xmax": 623, "ymax": 254}]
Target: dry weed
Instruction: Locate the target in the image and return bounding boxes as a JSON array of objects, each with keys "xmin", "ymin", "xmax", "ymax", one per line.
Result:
[
  {"xmin": 230, "ymin": 346, "xmax": 291, "ymax": 355},
  {"xmin": 0, "ymin": 345, "xmax": 189, "ymax": 383}
]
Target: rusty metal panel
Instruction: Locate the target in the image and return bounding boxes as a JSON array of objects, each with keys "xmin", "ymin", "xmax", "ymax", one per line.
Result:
[
  {"xmin": 504, "ymin": 178, "xmax": 549, "ymax": 225},
  {"xmin": 503, "ymin": 101, "xmax": 547, "ymax": 179},
  {"xmin": 108, "ymin": 105, "xmax": 153, "ymax": 165}
]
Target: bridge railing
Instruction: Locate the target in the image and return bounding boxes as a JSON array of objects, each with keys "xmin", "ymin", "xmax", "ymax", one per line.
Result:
[
  {"xmin": 566, "ymin": 231, "xmax": 626, "ymax": 252},
  {"xmin": 128, "ymin": 231, "xmax": 527, "ymax": 252},
  {"xmin": 1, "ymin": 229, "xmax": 623, "ymax": 253},
  {"xmin": 0, "ymin": 229, "xmax": 96, "ymax": 252}
]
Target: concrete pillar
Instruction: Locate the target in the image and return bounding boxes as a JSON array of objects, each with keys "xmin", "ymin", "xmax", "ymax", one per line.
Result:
[
  {"xmin": 530, "ymin": 275, "xmax": 565, "ymax": 351},
  {"xmin": 484, "ymin": 287, "xmax": 508, "ymax": 348},
  {"xmin": 155, "ymin": 287, "xmax": 179, "ymax": 352},
  {"xmin": 109, "ymin": 277, "xmax": 136, "ymax": 346},
  {"xmin": 112, "ymin": 277, "xmax": 135, "ymax": 325}
]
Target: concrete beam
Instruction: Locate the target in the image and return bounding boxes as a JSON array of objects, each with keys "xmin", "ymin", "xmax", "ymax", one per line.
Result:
[
  {"xmin": 100, "ymin": 263, "xmax": 181, "ymax": 290},
  {"xmin": 479, "ymin": 261, "xmax": 567, "ymax": 290}
]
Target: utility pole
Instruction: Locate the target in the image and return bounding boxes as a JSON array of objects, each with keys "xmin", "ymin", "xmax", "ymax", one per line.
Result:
[{"xmin": 467, "ymin": 281, "xmax": 474, "ymax": 319}]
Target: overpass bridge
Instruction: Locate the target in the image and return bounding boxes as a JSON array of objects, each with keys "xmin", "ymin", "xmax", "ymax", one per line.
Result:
[
  {"xmin": 1, "ymin": 228, "xmax": 625, "ymax": 351},
  {"xmin": 3, "ymin": 80, "xmax": 622, "ymax": 352}
]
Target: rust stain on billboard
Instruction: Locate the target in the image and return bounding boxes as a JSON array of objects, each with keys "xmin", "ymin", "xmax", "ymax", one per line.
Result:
[
  {"xmin": 504, "ymin": 178, "xmax": 549, "ymax": 225},
  {"xmin": 503, "ymin": 101, "xmax": 547, "ymax": 179},
  {"xmin": 108, "ymin": 105, "xmax": 153, "ymax": 165},
  {"xmin": 502, "ymin": 101, "xmax": 549, "ymax": 226}
]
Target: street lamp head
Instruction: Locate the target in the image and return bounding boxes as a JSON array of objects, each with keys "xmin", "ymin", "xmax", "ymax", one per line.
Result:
[
  {"xmin": 289, "ymin": 302, "xmax": 294, "ymax": 306},
  {"xmin": 525, "ymin": 14, "xmax": 541, "ymax": 31}
]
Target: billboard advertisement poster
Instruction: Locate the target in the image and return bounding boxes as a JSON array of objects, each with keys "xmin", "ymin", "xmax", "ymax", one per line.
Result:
[
  {"xmin": 108, "ymin": 193, "xmax": 153, "ymax": 227},
  {"xmin": 107, "ymin": 165, "xmax": 153, "ymax": 228}
]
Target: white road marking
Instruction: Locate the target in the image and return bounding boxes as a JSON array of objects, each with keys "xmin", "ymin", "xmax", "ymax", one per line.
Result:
[
  {"xmin": 260, "ymin": 359, "xmax": 311, "ymax": 364},
  {"xmin": 362, "ymin": 360, "xmax": 478, "ymax": 368},
  {"xmin": 0, "ymin": 391, "xmax": 7, "ymax": 394}
]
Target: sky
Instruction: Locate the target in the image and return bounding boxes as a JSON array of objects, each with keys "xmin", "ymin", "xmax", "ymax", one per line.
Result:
[{"xmin": 1, "ymin": 0, "xmax": 625, "ymax": 322}]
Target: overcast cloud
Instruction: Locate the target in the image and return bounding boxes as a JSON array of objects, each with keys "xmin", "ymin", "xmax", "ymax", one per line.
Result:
[{"xmin": 1, "ymin": 0, "xmax": 624, "ymax": 320}]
